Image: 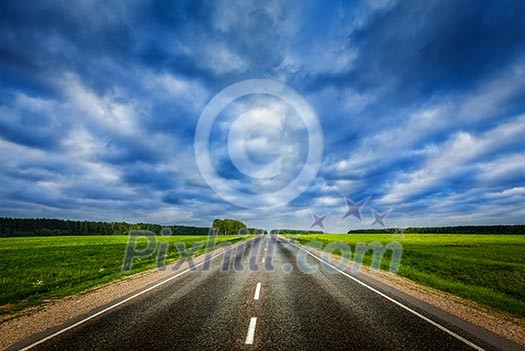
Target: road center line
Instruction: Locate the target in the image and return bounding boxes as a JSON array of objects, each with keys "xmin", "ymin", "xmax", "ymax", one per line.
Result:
[
  {"xmin": 282, "ymin": 238, "xmax": 487, "ymax": 351},
  {"xmin": 245, "ymin": 317, "xmax": 257, "ymax": 344},
  {"xmin": 254, "ymin": 282, "xmax": 261, "ymax": 300}
]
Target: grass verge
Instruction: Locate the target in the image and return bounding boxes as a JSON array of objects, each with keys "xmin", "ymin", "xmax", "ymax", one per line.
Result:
[{"xmin": 0, "ymin": 234, "xmax": 249, "ymax": 315}]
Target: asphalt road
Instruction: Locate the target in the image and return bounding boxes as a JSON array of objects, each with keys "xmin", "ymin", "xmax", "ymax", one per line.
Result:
[{"xmin": 11, "ymin": 235, "xmax": 522, "ymax": 351}]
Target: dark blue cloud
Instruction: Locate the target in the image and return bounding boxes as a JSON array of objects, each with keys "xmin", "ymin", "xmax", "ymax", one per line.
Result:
[
  {"xmin": 0, "ymin": 0, "xmax": 524, "ymax": 230},
  {"xmin": 122, "ymin": 163, "xmax": 176, "ymax": 190}
]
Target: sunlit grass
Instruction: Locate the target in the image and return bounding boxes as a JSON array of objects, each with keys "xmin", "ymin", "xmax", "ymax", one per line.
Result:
[{"xmin": 0, "ymin": 235, "xmax": 249, "ymax": 314}]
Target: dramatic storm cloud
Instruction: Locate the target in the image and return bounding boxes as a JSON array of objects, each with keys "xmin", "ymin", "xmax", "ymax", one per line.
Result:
[{"xmin": 1, "ymin": 0, "xmax": 524, "ymax": 231}]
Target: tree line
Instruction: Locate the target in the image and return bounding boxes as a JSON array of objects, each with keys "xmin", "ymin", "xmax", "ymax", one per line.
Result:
[
  {"xmin": 0, "ymin": 217, "xmax": 210, "ymax": 237},
  {"xmin": 347, "ymin": 225, "xmax": 525, "ymax": 234}
]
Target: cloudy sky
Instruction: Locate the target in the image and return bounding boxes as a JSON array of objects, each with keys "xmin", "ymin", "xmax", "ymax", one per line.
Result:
[{"xmin": 1, "ymin": 0, "xmax": 524, "ymax": 232}]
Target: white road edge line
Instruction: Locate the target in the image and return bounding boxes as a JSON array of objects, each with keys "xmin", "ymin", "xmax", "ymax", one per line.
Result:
[
  {"xmin": 282, "ymin": 238, "xmax": 486, "ymax": 351},
  {"xmin": 254, "ymin": 282, "xmax": 262, "ymax": 300},
  {"xmin": 245, "ymin": 317, "xmax": 257, "ymax": 344},
  {"xmin": 18, "ymin": 239, "xmax": 253, "ymax": 351}
]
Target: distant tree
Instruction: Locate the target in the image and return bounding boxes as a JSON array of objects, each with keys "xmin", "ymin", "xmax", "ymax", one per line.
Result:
[{"xmin": 212, "ymin": 218, "xmax": 247, "ymax": 235}]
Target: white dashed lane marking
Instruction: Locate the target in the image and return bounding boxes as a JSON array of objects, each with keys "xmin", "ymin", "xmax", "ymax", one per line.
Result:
[
  {"xmin": 254, "ymin": 282, "xmax": 261, "ymax": 300},
  {"xmin": 245, "ymin": 317, "xmax": 257, "ymax": 344}
]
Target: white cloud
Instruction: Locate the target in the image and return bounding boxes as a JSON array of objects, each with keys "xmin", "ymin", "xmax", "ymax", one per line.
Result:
[
  {"xmin": 379, "ymin": 115, "xmax": 525, "ymax": 204},
  {"xmin": 61, "ymin": 75, "xmax": 139, "ymax": 134},
  {"xmin": 329, "ymin": 60, "xmax": 525, "ymax": 176},
  {"xmin": 477, "ymin": 154, "xmax": 525, "ymax": 183},
  {"xmin": 145, "ymin": 71, "xmax": 209, "ymax": 113},
  {"xmin": 202, "ymin": 43, "xmax": 248, "ymax": 75},
  {"xmin": 486, "ymin": 187, "xmax": 525, "ymax": 199}
]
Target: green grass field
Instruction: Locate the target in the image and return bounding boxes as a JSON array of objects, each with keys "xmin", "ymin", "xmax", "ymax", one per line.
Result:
[
  {"xmin": 287, "ymin": 234, "xmax": 525, "ymax": 318},
  {"xmin": 0, "ymin": 235, "xmax": 248, "ymax": 315}
]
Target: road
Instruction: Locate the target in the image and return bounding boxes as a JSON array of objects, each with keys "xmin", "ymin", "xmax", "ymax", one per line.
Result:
[{"xmin": 10, "ymin": 235, "xmax": 521, "ymax": 351}]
